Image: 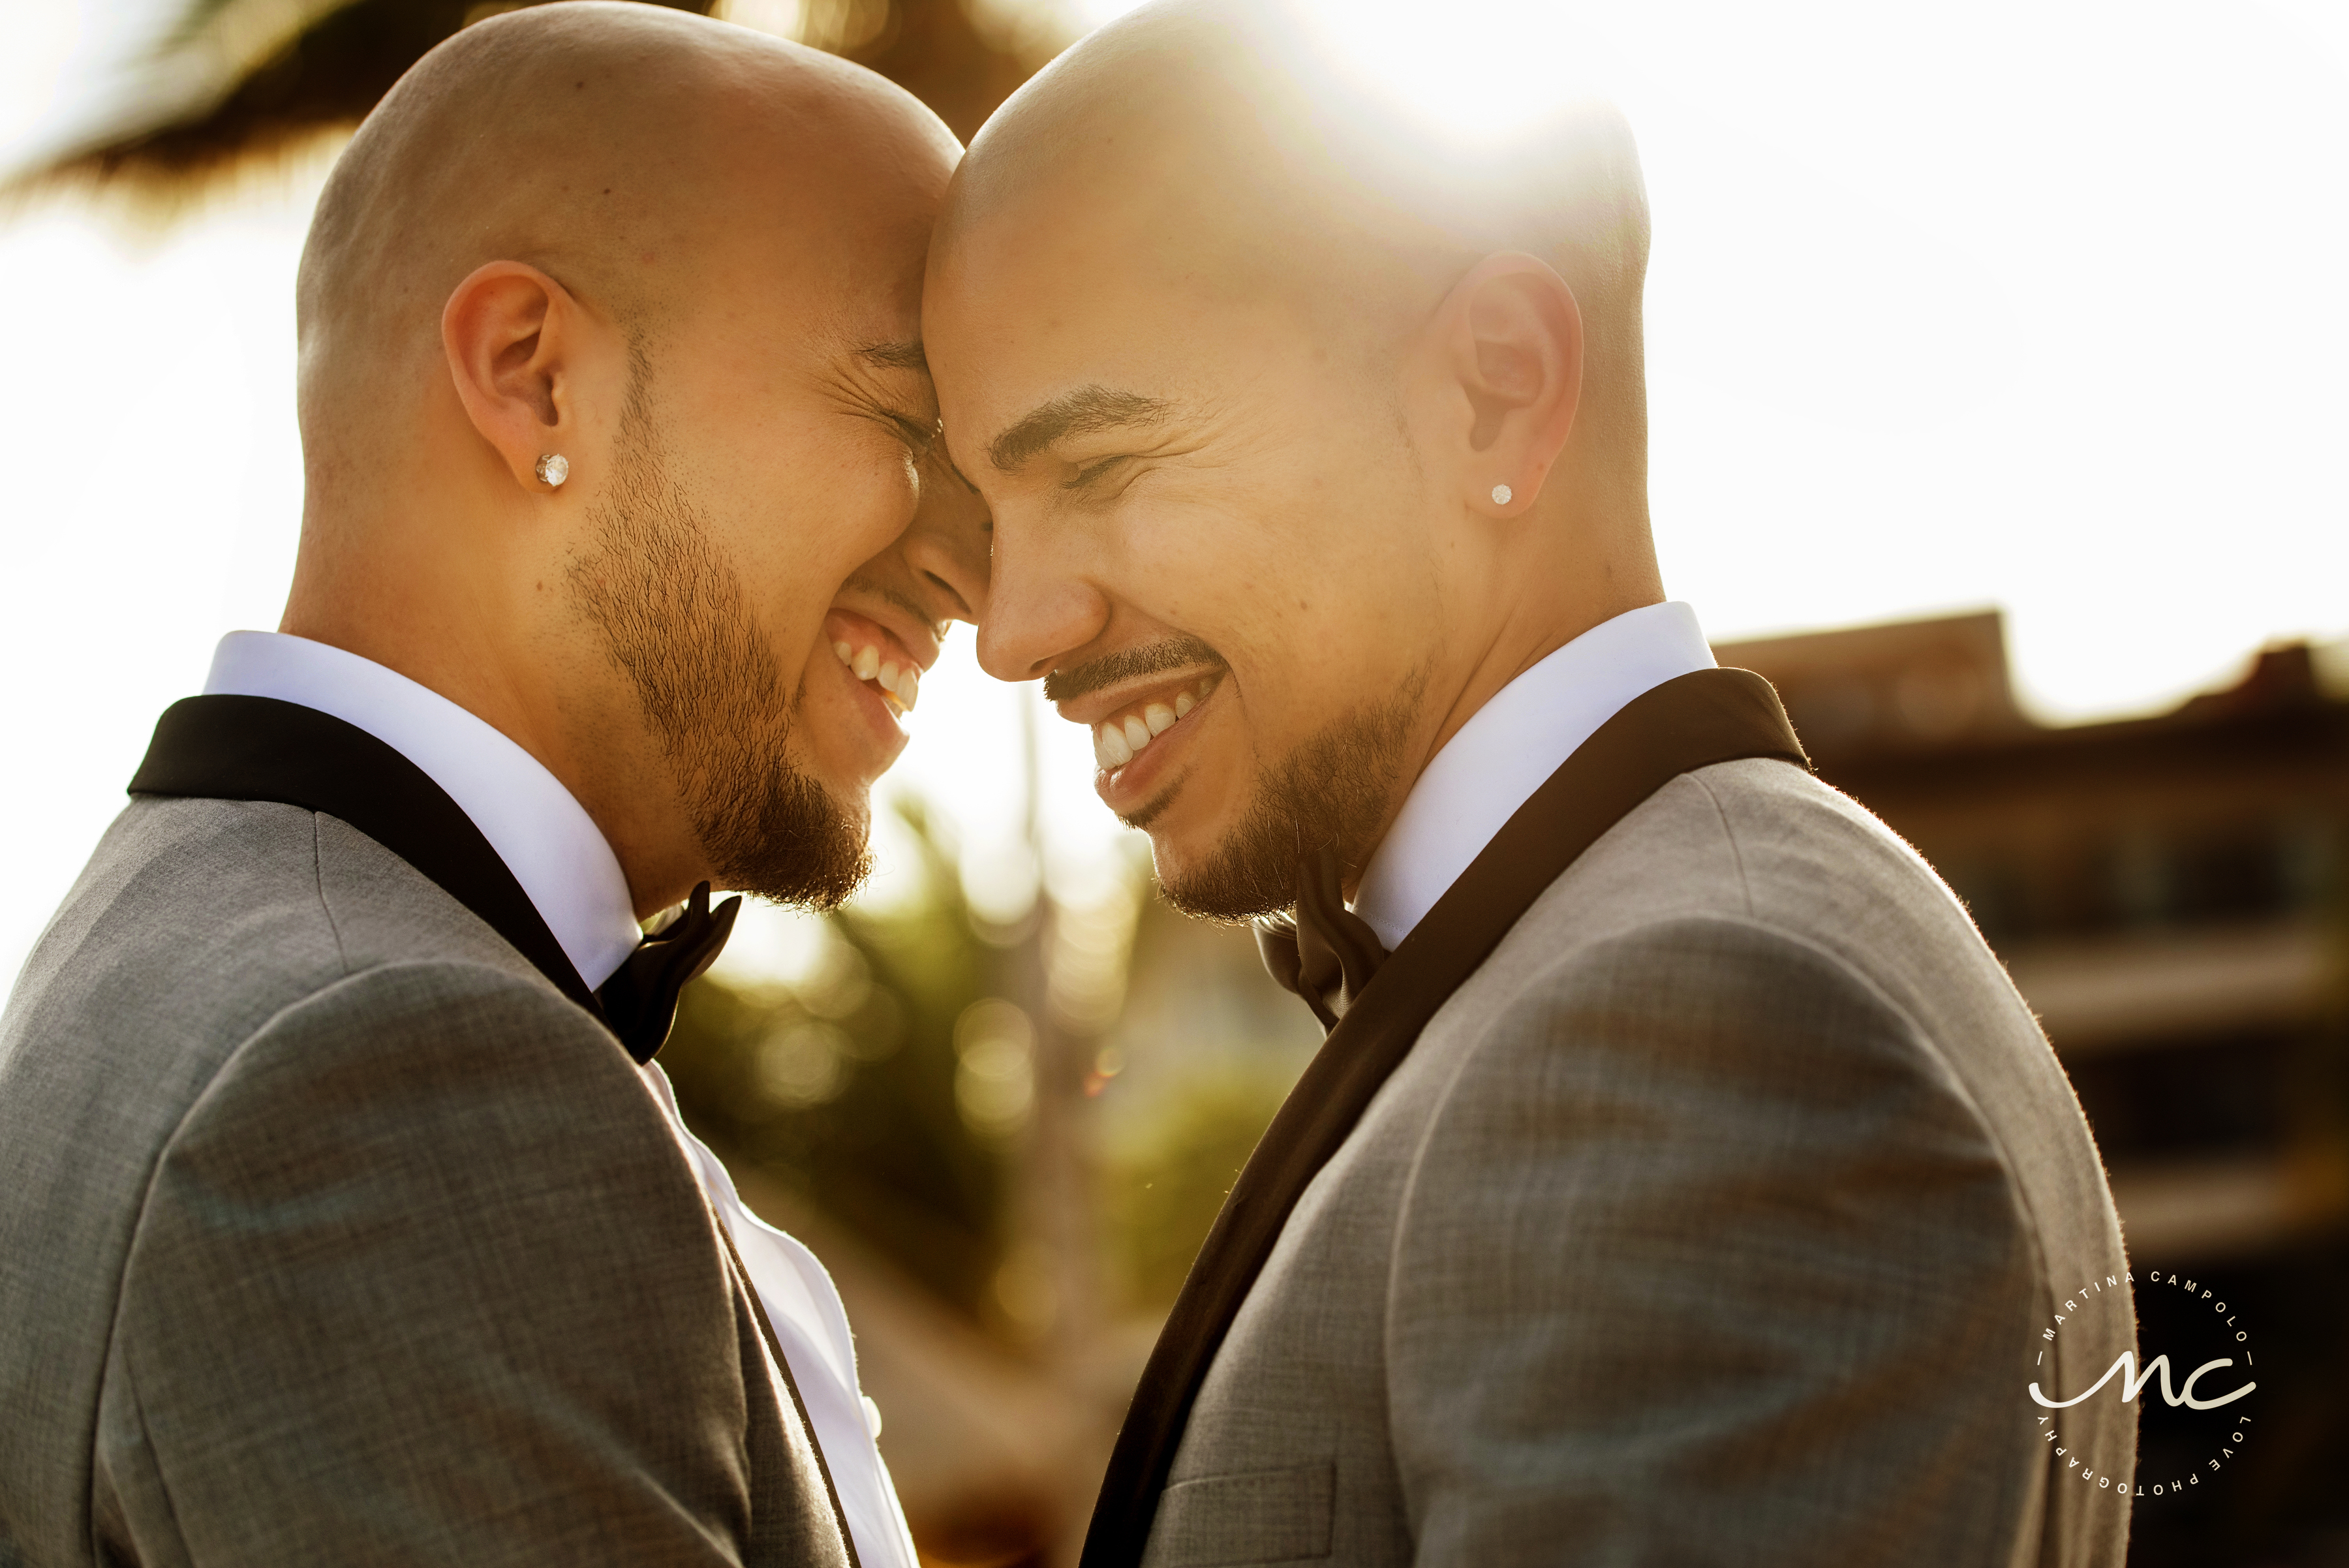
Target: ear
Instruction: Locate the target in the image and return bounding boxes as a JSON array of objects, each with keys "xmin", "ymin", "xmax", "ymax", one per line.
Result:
[
  {"xmin": 1430, "ymin": 252, "xmax": 1583, "ymax": 519},
  {"xmin": 441, "ymin": 260, "xmax": 583, "ymax": 495}
]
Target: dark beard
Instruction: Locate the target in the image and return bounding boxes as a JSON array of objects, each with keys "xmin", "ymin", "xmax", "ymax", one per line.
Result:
[
  {"xmin": 1147, "ymin": 669, "xmax": 1424, "ymax": 921},
  {"xmin": 567, "ymin": 353, "xmax": 869, "ymax": 908}
]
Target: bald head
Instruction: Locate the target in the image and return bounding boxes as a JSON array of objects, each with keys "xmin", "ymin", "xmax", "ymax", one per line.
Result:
[
  {"xmin": 279, "ymin": 3, "xmax": 992, "ymax": 918},
  {"xmin": 936, "ymin": 0, "xmax": 1651, "ymax": 466},
  {"xmin": 299, "ymin": 2, "xmax": 955, "ymax": 484},
  {"xmin": 926, "ymin": 0, "xmax": 1667, "ymax": 917}
]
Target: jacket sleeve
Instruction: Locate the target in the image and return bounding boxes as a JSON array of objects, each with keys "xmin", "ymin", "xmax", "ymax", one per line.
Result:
[
  {"xmin": 1386, "ymin": 912, "xmax": 2051, "ymax": 1567},
  {"xmin": 92, "ymin": 958, "xmax": 845, "ymax": 1568}
]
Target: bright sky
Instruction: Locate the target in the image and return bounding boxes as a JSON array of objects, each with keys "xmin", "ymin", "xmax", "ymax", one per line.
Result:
[{"xmin": 2, "ymin": 0, "xmax": 2344, "ymax": 987}]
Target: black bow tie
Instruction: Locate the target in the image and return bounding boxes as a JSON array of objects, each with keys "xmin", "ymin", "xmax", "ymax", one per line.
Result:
[
  {"xmin": 1253, "ymin": 847, "xmax": 1390, "ymax": 1032},
  {"xmin": 597, "ymin": 880, "xmax": 741, "ymax": 1064}
]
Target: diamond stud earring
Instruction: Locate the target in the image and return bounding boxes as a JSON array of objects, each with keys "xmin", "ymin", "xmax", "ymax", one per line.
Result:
[
  {"xmin": 1490, "ymin": 484, "xmax": 1512, "ymax": 506},
  {"xmin": 536, "ymin": 453, "xmax": 570, "ymax": 488}
]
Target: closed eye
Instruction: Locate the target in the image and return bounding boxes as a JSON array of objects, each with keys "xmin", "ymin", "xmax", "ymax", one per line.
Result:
[
  {"xmin": 1064, "ymin": 453, "xmax": 1133, "ymax": 490},
  {"xmin": 887, "ymin": 412, "xmax": 941, "ymax": 459}
]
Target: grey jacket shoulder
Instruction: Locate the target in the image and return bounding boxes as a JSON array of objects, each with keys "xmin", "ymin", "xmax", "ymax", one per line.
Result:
[
  {"xmin": 1155, "ymin": 760, "xmax": 2133, "ymax": 1568},
  {"xmin": 1597, "ymin": 759, "xmax": 2132, "ymax": 1314},
  {"xmin": 1420, "ymin": 759, "xmax": 2132, "ymax": 1562},
  {"xmin": 0, "ymin": 798, "xmax": 839, "ymax": 1567},
  {"xmin": 1464, "ymin": 758, "xmax": 2123, "ymax": 1262}
]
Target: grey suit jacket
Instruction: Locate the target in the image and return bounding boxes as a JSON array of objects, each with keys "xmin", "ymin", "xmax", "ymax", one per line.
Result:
[
  {"xmin": 1144, "ymin": 760, "xmax": 2135, "ymax": 1568},
  {"xmin": 0, "ymin": 797, "xmax": 846, "ymax": 1566}
]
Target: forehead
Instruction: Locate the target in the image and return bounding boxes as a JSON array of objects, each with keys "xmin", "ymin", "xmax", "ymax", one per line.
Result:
[
  {"xmin": 691, "ymin": 97, "xmax": 945, "ymax": 322},
  {"xmin": 926, "ymin": 172, "xmax": 1315, "ymax": 448},
  {"xmin": 679, "ymin": 194, "xmax": 929, "ymax": 375}
]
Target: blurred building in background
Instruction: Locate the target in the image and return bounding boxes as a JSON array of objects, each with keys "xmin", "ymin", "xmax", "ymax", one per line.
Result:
[{"xmin": 1724, "ymin": 611, "xmax": 2349, "ymax": 1568}]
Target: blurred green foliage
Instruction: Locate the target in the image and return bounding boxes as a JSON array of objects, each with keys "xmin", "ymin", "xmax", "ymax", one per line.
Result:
[
  {"xmin": 1096, "ymin": 1062, "xmax": 1295, "ymax": 1314},
  {"xmin": 660, "ymin": 800, "xmax": 1015, "ymax": 1316},
  {"xmin": 660, "ymin": 798, "xmax": 1314, "ymax": 1336}
]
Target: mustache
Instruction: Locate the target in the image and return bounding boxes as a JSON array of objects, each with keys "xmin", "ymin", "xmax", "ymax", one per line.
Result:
[{"xmin": 1043, "ymin": 634, "xmax": 1226, "ymax": 704}]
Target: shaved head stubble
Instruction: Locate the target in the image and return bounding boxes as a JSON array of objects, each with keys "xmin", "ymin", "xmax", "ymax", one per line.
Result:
[{"xmin": 568, "ymin": 347, "xmax": 868, "ymax": 908}]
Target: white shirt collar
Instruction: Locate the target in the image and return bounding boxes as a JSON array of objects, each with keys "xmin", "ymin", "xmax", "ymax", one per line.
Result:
[
  {"xmin": 1351, "ymin": 601, "xmax": 1716, "ymax": 952},
  {"xmin": 203, "ymin": 631, "xmax": 644, "ymax": 990}
]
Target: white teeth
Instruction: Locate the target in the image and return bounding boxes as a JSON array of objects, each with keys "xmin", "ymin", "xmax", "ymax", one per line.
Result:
[
  {"xmin": 837, "ymin": 638, "xmax": 919, "ymax": 713},
  {"xmin": 1091, "ymin": 674, "xmax": 1227, "ymax": 773}
]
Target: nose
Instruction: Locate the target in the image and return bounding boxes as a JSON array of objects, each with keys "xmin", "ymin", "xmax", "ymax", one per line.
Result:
[
  {"xmin": 900, "ymin": 443, "xmax": 992, "ymax": 625},
  {"xmin": 975, "ymin": 508, "xmax": 1110, "ymax": 683}
]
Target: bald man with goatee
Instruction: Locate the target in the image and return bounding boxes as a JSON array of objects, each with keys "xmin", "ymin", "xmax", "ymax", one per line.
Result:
[
  {"xmin": 0, "ymin": 7, "xmax": 986, "ymax": 1565},
  {"xmin": 924, "ymin": 4, "xmax": 2134, "ymax": 1565}
]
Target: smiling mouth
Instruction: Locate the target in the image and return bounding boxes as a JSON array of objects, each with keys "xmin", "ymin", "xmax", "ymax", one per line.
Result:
[
  {"xmin": 830, "ymin": 636, "xmax": 920, "ymax": 716},
  {"xmin": 1091, "ymin": 671, "xmax": 1224, "ymax": 770}
]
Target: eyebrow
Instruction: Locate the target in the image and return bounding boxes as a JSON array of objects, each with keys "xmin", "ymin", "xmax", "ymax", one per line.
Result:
[
  {"xmin": 988, "ymin": 384, "xmax": 1172, "ymax": 472},
  {"xmin": 855, "ymin": 339, "xmax": 929, "ymax": 373}
]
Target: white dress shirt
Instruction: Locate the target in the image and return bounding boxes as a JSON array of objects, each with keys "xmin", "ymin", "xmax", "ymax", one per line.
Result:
[
  {"xmin": 203, "ymin": 631, "xmax": 918, "ymax": 1568},
  {"xmin": 1351, "ymin": 602, "xmax": 1717, "ymax": 953}
]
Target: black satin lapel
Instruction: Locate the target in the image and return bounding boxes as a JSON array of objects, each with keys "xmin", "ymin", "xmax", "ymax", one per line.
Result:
[
  {"xmin": 129, "ymin": 694, "xmax": 604, "ymax": 1017},
  {"xmin": 1079, "ymin": 668, "xmax": 1807, "ymax": 1568}
]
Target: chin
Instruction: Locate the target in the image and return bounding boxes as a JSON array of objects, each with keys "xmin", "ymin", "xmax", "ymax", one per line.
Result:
[
  {"xmin": 799, "ymin": 764, "xmax": 878, "ymax": 852},
  {"xmin": 1141, "ymin": 831, "xmax": 1201, "ymax": 893},
  {"xmin": 804, "ymin": 751, "xmax": 875, "ymax": 808},
  {"xmin": 1137, "ymin": 808, "xmax": 1285, "ymax": 924},
  {"xmin": 838, "ymin": 790, "xmax": 876, "ymax": 846},
  {"xmin": 802, "ymin": 715, "xmax": 900, "ymax": 803},
  {"xmin": 1120, "ymin": 779, "xmax": 1216, "ymax": 869}
]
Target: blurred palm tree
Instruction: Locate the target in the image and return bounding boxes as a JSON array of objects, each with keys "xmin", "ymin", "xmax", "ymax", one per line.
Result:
[{"xmin": 8, "ymin": 0, "xmax": 1055, "ymax": 196}]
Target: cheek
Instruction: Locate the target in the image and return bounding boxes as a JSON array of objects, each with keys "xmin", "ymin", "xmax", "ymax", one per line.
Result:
[
  {"xmin": 1125, "ymin": 440, "xmax": 1430, "ymax": 643},
  {"xmin": 727, "ymin": 427, "xmax": 921, "ymax": 607},
  {"xmin": 1161, "ymin": 477, "xmax": 1441, "ymax": 759},
  {"xmin": 797, "ymin": 425, "xmax": 923, "ymax": 557}
]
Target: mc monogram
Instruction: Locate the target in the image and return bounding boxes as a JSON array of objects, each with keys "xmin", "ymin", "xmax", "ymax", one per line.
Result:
[
  {"xmin": 2029, "ymin": 1350, "xmax": 2254, "ymax": 1412},
  {"xmin": 2029, "ymin": 1267, "xmax": 2262, "ymax": 1503}
]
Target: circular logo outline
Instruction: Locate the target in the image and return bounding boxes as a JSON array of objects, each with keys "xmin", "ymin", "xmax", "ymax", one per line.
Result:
[{"xmin": 2029, "ymin": 1267, "xmax": 2257, "ymax": 1503}]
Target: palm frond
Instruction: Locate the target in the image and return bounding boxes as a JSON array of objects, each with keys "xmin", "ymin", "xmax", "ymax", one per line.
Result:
[{"xmin": 6, "ymin": 0, "xmax": 1057, "ymax": 207}]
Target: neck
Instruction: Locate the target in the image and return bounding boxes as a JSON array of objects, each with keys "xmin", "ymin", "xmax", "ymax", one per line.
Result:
[
  {"xmin": 280, "ymin": 517, "xmax": 701, "ymax": 919},
  {"xmin": 1343, "ymin": 515, "xmax": 1663, "ymax": 901}
]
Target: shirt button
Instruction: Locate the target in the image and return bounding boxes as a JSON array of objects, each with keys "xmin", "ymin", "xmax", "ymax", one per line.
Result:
[{"xmin": 861, "ymin": 1395, "xmax": 884, "ymax": 1439}]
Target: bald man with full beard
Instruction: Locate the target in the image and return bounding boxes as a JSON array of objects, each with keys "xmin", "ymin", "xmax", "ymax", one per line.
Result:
[
  {"xmin": 925, "ymin": 4, "xmax": 2135, "ymax": 1566},
  {"xmin": 0, "ymin": 7, "xmax": 985, "ymax": 1565}
]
